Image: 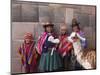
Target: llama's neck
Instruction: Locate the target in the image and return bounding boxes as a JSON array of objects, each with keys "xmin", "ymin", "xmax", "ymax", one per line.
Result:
[
  {"xmin": 72, "ymin": 40, "xmax": 93, "ymax": 69},
  {"xmin": 72, "ymin": 39, "xmax": 82, "ymax": 56}
]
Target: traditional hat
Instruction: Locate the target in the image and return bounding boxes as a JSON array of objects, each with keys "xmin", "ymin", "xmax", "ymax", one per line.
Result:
[
  {"xmin": 71, "ymin": 18, "xmax": 80, "ymax": 27},
  {"xmin": 42, "ymin": 22, "xmax": 54, "ymax": 28},
  {"xmin": 24, "ymin": 32, "xmax": 33, "ymax": 39}
]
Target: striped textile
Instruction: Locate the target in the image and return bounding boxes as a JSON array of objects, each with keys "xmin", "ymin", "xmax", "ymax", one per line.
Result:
[
  {"xmin": 59, "ymin": 35, "xmax": 72, "ymax": 56},
  {"xmin": 36, "ymin": 32, "xmax": 48, "ymax": 55}
]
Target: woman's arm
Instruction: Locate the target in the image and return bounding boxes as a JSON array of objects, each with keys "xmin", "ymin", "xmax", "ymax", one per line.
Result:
[
  {"xmin": 48, "ymin": 35, "xmax": 60, "ymax": 44},
  {"xmin": 76, "ymin": 33, "xmax": 86, "ymax": 41}
]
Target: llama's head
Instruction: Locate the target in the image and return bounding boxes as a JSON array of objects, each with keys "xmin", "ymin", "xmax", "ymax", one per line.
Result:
[
  {"xmin": 70, "ymin": 32, "xmax": 79, "ymax": 41},
  {"xmin": 70, "ymin": 32, "xmax": 82, "ymax": 55}
]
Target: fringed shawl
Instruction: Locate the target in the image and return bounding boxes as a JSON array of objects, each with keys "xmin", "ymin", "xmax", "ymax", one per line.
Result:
[{"xmin": 36, "ymin": 32, "xmax": 48, "ymax": 55}]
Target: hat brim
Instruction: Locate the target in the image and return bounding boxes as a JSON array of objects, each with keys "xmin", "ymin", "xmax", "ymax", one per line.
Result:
[
  {"xmin": 71, "ymin": 22, "xmax": 80, "ymax": 27},
  {"xmin": 43, "ymin": 24, "xmax": 54, "ymax": 27}
]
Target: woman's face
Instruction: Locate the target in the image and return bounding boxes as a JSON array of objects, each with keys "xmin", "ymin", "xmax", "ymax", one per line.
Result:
[
  {"xmin": 73, "ymin": 26, "xmax": 79, "ymax": 32},
  {"xmin": 25, "ymin": 38, "xmax": 31, "ymax": 44},
  {"xmin": 46, "ymin": 26, "xmax": 53, "ymax": 33},
  {"xmin": 60, "ymin": 29, "xmax": 66, "ymax": 35}
]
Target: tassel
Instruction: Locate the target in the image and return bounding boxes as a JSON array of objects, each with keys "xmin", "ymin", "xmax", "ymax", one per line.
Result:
[{"xmin": 51, "ymin": 48, "xmax": 55, "ymax": 56}]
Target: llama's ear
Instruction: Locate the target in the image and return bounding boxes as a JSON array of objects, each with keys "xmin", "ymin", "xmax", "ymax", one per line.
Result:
[
  {"xmin": 68, "ymin": 37, "xmax": 73, "ymax": 43},
  {"xmin": 70, "ymin": 32, "xmax": 76, "ymax": 37}
]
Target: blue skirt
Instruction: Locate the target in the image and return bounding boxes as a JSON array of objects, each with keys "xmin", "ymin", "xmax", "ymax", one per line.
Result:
[{"xmin": 38, "ymin": 50, "xmax": 63, "ymax": 72}]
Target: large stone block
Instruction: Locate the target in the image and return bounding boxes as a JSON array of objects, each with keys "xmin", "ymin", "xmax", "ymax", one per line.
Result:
[
  {"xmin": 81, "ymin": 6, "xmax": 96, "ymax": 15},
  {"xmin": 12, "ymin": 2, "xmax": 39, "ymax": 22},
  {"xmin": 21, "ymin": 3, "xmax": 39, "ymax": 22},
  {"xmin": 83, "ymin": 27, "xmax": 96, "ymax": 49},
  {"xmin": 11, "ymin": 41, "xmax": 21, "ymax": 58},
  {"xmin": 12, "ymin": 22, "xmax": 36, "ymax": 40},
  {"xmin": 12, "ymin": 3, "xmax": 21, "ymax": 22},
  {"xmin": 11, "ymin": 57, "xmax": 21, "ymax": 73},
  {"xmin": 34, "ymin": 23, "xmax": 44, "ymax": 41},
  {"xmin": 53, "ymin": 7, "xmax": 66, "ymax": 23},
  {"xmin": 74, "ymin": 13, "xmax": 89, "ymax": 28},
  {"xmin": 39, "ymin": 5, "xmax": 54, "ymax": 23},
  {"xmin": 89, "ymin": 14, "xmax": 96, "ymax": 30},
  {"xmin": 65, "ymin": 8, "xmax": 74, "ymax": 25}
]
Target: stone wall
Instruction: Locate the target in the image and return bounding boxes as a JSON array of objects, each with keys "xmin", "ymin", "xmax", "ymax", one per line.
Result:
[{"xmin": 11, "ymin": 0, "xmax": 96, "ymax": 73}]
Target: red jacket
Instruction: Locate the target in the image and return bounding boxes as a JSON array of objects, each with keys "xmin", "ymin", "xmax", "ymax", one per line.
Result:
[{"xmin": 58, "ymin": 35, "xmax": 72, "ymax": 56}]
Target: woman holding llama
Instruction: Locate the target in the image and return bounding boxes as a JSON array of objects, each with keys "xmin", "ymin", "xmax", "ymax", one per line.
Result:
[{"xmin": 68, "ymin": 18, "xmax": 87, "ymax": 70}]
